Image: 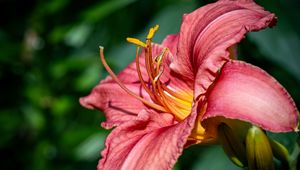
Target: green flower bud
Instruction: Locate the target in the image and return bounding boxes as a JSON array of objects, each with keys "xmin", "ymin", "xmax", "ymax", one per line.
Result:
[{"xmin": 246, "ymin": 126, "xmax": 274, "ymax": 170}]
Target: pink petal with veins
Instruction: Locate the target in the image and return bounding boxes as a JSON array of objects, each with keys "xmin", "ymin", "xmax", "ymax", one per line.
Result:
[
  {"xmin": 170, "ymin": 0, "xmax": 277, "ymax": 97},
  {"xmin": 98, "ymin": 104, "xmax": 198, "ymax": 170},
  {"xmin": 204, "ymin": 61, "xmax": 298, "ymax": 132},
  {"xmin": 79, "ymin": 81, "xmax": 150, "ymax": 129},
  {"xmin": 161, "ymin": 34, "xmax": 179, "ymax": 57}
]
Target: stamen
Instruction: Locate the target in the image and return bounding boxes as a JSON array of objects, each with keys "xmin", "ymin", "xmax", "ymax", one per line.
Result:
[
  {"xmin": 147, "ymin": 25, "xmax": 159, "ymax": 40},
  {"xmin": 150, "ymin": 73, "xmax": 169, "ymax": 110},
  {"xmin": 155, "ymin": 48, "xmax": 168, "ymax": 74},
  {"xmin": 99, "ymin": 46, "xmax": 167, "ymax": 112},
  {"xmin": 126, "ymin": 38, "xmax": 147, "ymax": 47},
  {"xmin": 154, "ymin": 52, "xmax": 163, "ymax": 63},
  {"xmin": 153, "ymin": 67, "xmax": 164, "ymax": 83},
  {"xmin": 124, "ymin": 25, "xmax": 195, "ymax": 122},
  {"xmin": 134, "ymin": 46, "xmax": 158, "ymax": 102},
  {"xmin": 146, "ymin": 25, "xmax": 160, "ymax": 78},
  {"xmin": 155, "ymin": 78, "xmax": 189, "ymax": 120},
  {"xmin": 155, "ymin": 48, "xmax": 168, "ymax": 63},
  {"xmin": 145, "ymin": 48, "xmax": 155, "ymax": 80},
  {"xmin": 153, "ymin": 46, "xmax": 193, "ymax": 104}
]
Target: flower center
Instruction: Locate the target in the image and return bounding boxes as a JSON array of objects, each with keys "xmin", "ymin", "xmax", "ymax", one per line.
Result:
[{"xmin": 100, "ymin": 25, "xmax": 207, "ymax": 141}]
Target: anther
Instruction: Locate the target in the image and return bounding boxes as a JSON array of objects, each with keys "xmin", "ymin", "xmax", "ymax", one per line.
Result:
[
  {"xmin": 126, "ymin": 38, "xmax": 147, "ymax": 47},
  {"xmin": 147, "ymin": 25, "xmax": 159, "ymax": 40},
  {"xmin": 155, "ymin": 48, "xmax": 168, "ymax": 62},
  {"xmin": 155, "ymin": 52, "xmax": 163, "ymax": 63}
]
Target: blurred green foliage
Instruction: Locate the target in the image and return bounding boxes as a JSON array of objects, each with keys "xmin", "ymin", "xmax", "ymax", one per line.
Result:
[{"xmin": 0, "ymin": 0, "xmax": 299, "ymax": 169}]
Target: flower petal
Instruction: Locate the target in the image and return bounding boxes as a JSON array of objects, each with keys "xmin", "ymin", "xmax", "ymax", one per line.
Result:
[
  {"xmin": 80, "ymin": 81, "xmax": 150, "ymax": 129},
  {"xmin": 203, "ymin": 61, "xmax": 299, "ymax": 132},
  {"xmin": 170, "ymin": 0, "xmax": 277, "ymax": 97},
  {"xmin": 98, "ymin": 106, "xmax": 198, "ymax": 170},
  {"xmin": 161, "ymin": 34, "xmax": 179, "ymax": 57}
]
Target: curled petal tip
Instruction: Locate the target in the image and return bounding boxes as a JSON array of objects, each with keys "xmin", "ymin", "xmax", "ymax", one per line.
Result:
[
  {"xmin": 79, "ymin": 96, "xmax": 95, "ymax": 109},
  {"xmin": 171, "ymin": 0, "xmax": 278, "ymax": 96}
]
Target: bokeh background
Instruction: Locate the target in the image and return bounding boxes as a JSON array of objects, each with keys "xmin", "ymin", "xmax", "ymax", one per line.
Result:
[{"xmin": 1, "ymin": 0, "xmax": 300, "ymax": 169}]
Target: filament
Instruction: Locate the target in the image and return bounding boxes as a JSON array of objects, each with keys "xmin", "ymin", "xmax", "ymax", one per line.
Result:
[
  {"xmin": 99, "ymin": 46, "xmax": 167, "ymax": 112},
  {"xmin": 135, "ymin": 46, "xmax": 161, "ymax": 104}
]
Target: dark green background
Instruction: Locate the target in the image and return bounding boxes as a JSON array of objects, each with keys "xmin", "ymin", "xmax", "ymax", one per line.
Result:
[{"xmin": 1, "ymin": 0, "xmax": 299, "ymax": 169}]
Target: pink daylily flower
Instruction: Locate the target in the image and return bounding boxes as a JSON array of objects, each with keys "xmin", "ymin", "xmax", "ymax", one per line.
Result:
[{"xmin": 80, "ymin": 0, "xmax": 299, "ymax": 169}]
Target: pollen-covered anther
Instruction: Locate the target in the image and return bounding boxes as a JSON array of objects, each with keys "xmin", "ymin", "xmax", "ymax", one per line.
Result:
[
  {"xmin": 147, "ymin": 25, "xmax": 159, "ymax": 40},
  {"xmin": 126, "ymin": 38, "xmax": 147, "ymax": 47}
]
